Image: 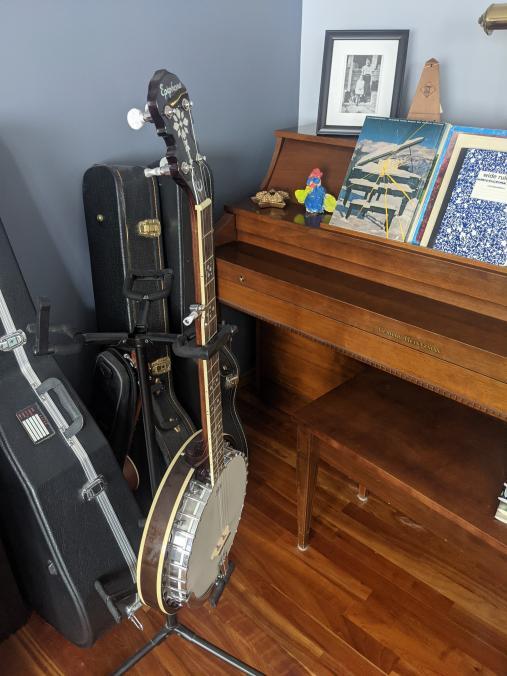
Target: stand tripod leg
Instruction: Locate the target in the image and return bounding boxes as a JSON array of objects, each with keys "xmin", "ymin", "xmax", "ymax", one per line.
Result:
[
  {"xmin": 111, "ymin": 620, "xmax": 174, "ymax": 675},
  {"xmin": 174, "ymin": 623, "xmax": 263, "ymax": 675},
  {"xmin": 111, "ymin": 614, "xmax": 264, "ymax": 676}
]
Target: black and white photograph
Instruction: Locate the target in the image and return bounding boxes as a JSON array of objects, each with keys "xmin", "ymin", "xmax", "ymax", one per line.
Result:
[
  {"xmin": 317, "ymin": 30, "xmax": 409, "ymax": 135},
  {"xmin": 341, "ymin": 54, "xmax": 383, "ymax": 114}
]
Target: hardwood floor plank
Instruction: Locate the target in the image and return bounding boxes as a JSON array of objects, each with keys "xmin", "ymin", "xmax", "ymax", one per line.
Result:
[
  {"xmin": 344, "ymin": 591, "xmax": 498, "ymax": 676},
  {"xmin": 339, "ymin": 614, "xmax": 400, "ymax": 674},
  {"xmin": 227, "ymin": 565, "xmax": 384, "ymax": 675},
  {"xmin": 338, "ymin": 501, "xmax": 507, "ymax": 635}
]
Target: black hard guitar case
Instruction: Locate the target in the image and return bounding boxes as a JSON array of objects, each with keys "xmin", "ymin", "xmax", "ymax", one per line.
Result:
[
  {"xmin": 84, "ymin": 164, "xmax": 247, "ymax": 457},
  {"xmin": 83, "ymin": 165, "xmax": 195, "ymax": 465},
  {"xmin": 0, "ymin": 219, "xmax": 142, "ymax": 647}
]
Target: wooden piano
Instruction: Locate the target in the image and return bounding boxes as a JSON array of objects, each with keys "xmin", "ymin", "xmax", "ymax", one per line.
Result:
[{"xmin": 215, "ymin": 127, "xmax": 507, "ymax": 555}]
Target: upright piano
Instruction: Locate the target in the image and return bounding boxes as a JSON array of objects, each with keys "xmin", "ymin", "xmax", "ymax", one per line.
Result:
[{"xmin": 214, "ymin": 127, "xmax": 507, "ymax": 555}]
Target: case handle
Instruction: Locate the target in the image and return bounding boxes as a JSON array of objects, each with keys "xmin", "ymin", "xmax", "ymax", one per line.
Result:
[
  {"xmin": 36, "ymin": 377, "xmax": 84, "ymax": 438},
  {"xmin": 122, "ymin": 268, "xmax": 173, "ymax": 302}
]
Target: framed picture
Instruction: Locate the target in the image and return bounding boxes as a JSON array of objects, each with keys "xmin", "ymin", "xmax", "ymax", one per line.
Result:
[{"xmin": 317, "ymin": 30, "xmax": 409, "ymax": 136}]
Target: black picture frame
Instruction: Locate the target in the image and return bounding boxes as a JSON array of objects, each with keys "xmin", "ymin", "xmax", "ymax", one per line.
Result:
[{"xmin": 316, "ymin": 30, "xmax": 409, "ymax": 136}]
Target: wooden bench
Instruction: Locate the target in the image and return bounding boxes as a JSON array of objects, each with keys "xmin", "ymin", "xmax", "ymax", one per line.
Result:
[{"xmin": 295, "ymin": 369, "xmax": 507, "ymax": 552}]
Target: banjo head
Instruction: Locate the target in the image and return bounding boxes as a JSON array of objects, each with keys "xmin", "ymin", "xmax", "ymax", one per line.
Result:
[{"xmin": 161, "ymin": 450, "xmax": 247, "ymax": 606}]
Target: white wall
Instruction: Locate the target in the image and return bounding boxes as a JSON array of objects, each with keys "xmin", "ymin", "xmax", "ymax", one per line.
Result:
[{"xmin": 299, "ymin": 0, "xmax": 507, "ymax": 129}]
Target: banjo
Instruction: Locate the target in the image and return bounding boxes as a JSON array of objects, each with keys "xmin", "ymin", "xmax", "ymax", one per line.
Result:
[{"xmin": 129, "ymin": 70, "xmax": 248, "ymax": 614}]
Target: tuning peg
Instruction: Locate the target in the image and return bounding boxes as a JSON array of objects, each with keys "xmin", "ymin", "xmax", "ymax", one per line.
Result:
[
  {"xmin": 144, "ymin": 166, "xmax": 168, "ymax": 178},
  {"xmin": 144, "ymin": 158, "xmax": 171, "ymax": 178},
  {"xmin": 127, "ymin": 106, "xmax": 151, "ymax": 130}
]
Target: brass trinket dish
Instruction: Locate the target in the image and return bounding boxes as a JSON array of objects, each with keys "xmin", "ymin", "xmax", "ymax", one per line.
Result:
[{"xmin": 251, "ymin": 189, "xmax": 290, "ymax": 209}]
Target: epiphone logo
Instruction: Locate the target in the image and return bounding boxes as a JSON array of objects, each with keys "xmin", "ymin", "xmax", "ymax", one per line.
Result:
[
  {"xmin": 376, "ymin": 326, "xmax": 441, "ymax": 354},
  {"xmin": 160, "ymin": 81, "xmax": 183, "ymax": 99}
]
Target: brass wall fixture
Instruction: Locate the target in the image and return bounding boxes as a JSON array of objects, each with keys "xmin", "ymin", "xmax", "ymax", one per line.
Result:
[{"xmin": 479, "ymin": 3, "xmax": 507, "ymax": 34}]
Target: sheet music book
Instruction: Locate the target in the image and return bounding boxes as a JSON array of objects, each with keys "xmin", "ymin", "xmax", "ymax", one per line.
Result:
[
  {"xmin": 328, "ymin": 117, "xmax": 447, "ymax": 241},
  {"xmin": 419, "ymin": 134, "xmax": 507, "ymax": 266},
  {"xmin": 408, "ymin": 125, "xmax": 507, "ymax": 246}
]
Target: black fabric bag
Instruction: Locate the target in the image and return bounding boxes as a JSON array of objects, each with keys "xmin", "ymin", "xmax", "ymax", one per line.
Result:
[
  {"xmin": 83, "ymin": 165, "xmax": 195, "ymax": 466},
  {"xmin": 0, "ymin": 219, "xmax": 142, "ymax": 647},
  {"xmin": 91, "ymin": 347, "xmax": 137, "ymax": 469}
]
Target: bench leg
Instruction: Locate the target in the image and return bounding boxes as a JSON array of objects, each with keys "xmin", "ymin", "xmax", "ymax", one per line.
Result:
[
  {"xmin": 357, "ymin": 484, "xmax": 369, "ymax": 502},
  {"xmin": 296, "ymin": 427, "xmax": 319, "ymax": 551}
]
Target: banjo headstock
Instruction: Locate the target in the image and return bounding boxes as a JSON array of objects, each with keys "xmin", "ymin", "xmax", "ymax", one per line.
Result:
[{"xmin": 128, "ymin": 69, "xmax": 209, "ymax": 204}]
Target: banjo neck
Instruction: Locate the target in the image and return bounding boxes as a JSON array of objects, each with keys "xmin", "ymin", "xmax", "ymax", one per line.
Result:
[
  {"xmin": 139, "ymin": 68, "xmax": 227, "ymax": 488},
  {"xmin": 192, "ymin": 197, "xmax": 225, "ymax": 487}
]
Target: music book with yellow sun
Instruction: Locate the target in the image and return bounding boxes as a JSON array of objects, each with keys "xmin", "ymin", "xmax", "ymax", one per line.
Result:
[{"xmin": 329, "ymin": 116, "xmax": 447, "ymax": 241}]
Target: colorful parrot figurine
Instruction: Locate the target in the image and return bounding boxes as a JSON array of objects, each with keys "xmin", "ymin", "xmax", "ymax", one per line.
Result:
[{"xmin": 294, "ymin": 168, "xmax": 337, "ymax": 214}]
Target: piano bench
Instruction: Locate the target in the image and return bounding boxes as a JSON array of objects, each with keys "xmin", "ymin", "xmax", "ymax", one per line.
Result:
[{"xmin": 295, "ymin": 368, "xmax": 507, "ymax": 553}]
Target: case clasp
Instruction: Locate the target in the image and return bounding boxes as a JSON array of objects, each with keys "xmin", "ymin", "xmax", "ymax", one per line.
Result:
[
  {"xmin": 149, "ymin": 356, "xmax": 171, "ymax": 375},
  {"xmin": 82, "ymin": 475, "xmax": 107, "ymax": 501},
  {"xmin": 0, "ymin": 329, "xmax": 26, "ymax": 352},
  {"xmin": 136, "ymin": 219, "xmax": 161, "ymax": 238}
]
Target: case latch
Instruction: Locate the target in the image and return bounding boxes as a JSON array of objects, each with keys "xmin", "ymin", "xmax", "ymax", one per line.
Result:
[
  {"xmin": 137, "ymin": 219, "xmax": 161, "ymax": 238},
  {"xmin": 0, "ymin": 329, "xmax": 26, "ymax": 352},
  {"xmin": 149, "ymin": 356, "xmax": 171, "ymax": 375},
  {"xmin": 82, "ymin": 475, "xmax": 107, "ymax": 501}
]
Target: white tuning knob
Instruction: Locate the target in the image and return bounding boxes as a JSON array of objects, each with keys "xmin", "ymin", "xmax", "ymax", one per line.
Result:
[{"xmin": 127, "ymin": 107, "xmax": 149, "ymax": 130}]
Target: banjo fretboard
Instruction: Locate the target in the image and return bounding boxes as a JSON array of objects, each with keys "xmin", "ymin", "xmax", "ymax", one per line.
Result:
[{"xmin": 194, "ymin": 198, "xmax": 224, "ymax": 485}]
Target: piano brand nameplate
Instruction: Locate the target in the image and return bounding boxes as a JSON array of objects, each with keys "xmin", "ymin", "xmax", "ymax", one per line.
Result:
[{"xmin": 375, "ymin": 327, "xmax": 441, "ymax": 355}]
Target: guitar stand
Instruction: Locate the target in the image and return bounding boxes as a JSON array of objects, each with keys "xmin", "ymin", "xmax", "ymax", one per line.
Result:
[
  {"xmin": 111, "ymin": 561, "xmax": 263, "ymax": 675},
  {"xmin": 29, "ymin": 277, "xmax": 237, "ymax": 498},
  {"xmin": 112, "ymin": 608, "xmax": 263, "ymax": 676}
]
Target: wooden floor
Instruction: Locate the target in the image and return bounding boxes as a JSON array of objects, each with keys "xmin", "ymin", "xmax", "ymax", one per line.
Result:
[{"xmin": 1, "ymin": 388, "xmax": 507, "ymax": 675}]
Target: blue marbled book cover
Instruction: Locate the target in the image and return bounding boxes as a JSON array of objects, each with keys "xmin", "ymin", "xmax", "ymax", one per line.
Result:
[
  {"xmin": 429, "ymin": 147, "xmax": 507, "ymax": 266},
  {"xmin": 408, "ymin": 125, "xmax": 507, "ymax": 245}
]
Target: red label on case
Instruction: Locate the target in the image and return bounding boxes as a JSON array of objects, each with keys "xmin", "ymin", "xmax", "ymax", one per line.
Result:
[{"xmin": 16, "ymin": 404, "xmax": 54, "ymax": 445}]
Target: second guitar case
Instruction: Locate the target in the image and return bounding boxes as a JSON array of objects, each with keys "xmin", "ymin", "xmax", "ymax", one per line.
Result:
[
  {"xmin": 83, "ymin": 165, "xmax": 195, "ymax": 468},
  {"xmin": 84, "ymin": 164, "xmax": 247, "ymax": 458}
]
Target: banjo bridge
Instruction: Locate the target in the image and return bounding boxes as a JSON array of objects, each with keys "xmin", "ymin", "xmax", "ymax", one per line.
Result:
[{"xmin": 211, "ymin": 525, "xmax": 231, "ymax": 560}]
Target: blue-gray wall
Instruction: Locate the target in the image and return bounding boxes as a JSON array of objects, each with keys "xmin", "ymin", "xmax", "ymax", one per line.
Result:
[
  {"xmin": 299, "ymin": 0, "xmax": 507, "ymax": 128},
  {"xmin": 0, "ymin": 0, "xmax": 302, "ymax": 391}
]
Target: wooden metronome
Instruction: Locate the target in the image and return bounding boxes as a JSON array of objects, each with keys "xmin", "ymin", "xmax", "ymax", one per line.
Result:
[{"xmin": 407, "ymin": 58, "xmax": 441, "ymax": 122}]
